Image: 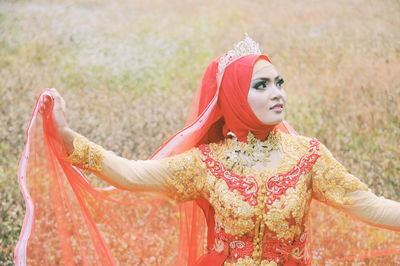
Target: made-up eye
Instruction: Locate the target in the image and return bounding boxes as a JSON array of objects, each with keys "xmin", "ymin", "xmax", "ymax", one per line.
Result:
[
  {"xmin": 277, "ymin": 78, "xmax": 284, "ymax": 88},
  {"xmin": 254, "ymin": 80, "xmax": 267, "ymax": 90}
]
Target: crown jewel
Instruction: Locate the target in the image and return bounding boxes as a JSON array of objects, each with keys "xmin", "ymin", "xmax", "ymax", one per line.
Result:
[{"xmin": 218, "ymin": 34, "xmax": 262, "ymax": 78}]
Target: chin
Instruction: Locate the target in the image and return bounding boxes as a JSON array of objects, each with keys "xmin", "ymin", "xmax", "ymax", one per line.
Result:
[
  {"xmin": 261, "ymin": 113, "xmax": 284, "ymax": 125},
  {"xmin": 262, "ymin": 119, "xmax": 283, "ymax": 126}
]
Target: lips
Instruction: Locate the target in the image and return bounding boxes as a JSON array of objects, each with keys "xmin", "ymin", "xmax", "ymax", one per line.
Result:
[{"xmin": 269, "ymin": 103, "xmax": 284, "ymax": 111}]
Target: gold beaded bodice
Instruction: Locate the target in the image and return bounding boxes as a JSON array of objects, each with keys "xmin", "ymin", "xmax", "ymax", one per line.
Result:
[
  {"xmin": 162, "ymin": 131, "xmax": 369, "ymax": 265},
  {"xmin": 66, "ymin": 131, "xmax": 369, "ymax": 265}
]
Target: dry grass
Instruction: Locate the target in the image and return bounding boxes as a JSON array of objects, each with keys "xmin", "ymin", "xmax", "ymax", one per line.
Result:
[{"xmin": 0, "ymin": 0, "xmax": 399, "ymax": 264}]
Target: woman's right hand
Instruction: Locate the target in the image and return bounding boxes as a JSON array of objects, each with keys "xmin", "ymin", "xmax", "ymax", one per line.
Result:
[
  {"xmin": 38, "ymin": 88, "xmax": 80, "ymax": 155},
  {"xmin": 38, "ymin": 88, "xmax": 70, "ymax": 132}
]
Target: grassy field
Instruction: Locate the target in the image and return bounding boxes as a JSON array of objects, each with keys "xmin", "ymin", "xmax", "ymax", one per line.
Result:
[{"xmin": 0, "ymin": 0, "xmax": 399, "ymax": 264}]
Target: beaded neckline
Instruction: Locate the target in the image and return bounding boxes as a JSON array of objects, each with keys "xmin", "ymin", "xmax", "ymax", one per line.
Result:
[{"xmin": 223, "ymin": 130, "xmax": 284, "ymax": 174}]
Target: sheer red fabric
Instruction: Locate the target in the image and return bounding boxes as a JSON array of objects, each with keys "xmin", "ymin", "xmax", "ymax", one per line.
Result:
[
  {"xmin": 15, "ymin": 53, "xmax": 400, "ymax": 265},
  {"xmin": 15, "ymin": 91, "xmax": 182, "ymax": 265}
]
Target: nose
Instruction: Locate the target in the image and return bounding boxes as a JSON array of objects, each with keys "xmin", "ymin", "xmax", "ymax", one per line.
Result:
[{"xmin": 270, "ymin": 85, "xmax": 284, "ymax": 101}]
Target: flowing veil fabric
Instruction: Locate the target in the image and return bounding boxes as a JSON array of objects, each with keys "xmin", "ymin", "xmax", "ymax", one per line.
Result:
[
  {"xmin": 15, "ymin": 89, "xmax": 183, "ymax": 265},
  {"xmin": 15, "ymin": 54, "xmax": 400, "ymax": 265},
  {"xmin": 309, "ymin": 200, "xmax": 400, "ymax": 264}
]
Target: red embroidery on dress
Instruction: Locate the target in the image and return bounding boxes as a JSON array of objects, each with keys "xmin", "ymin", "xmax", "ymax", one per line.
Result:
[
  {"xmin": 199, "ymin": 145, "xmax": 259, "ymax": 206},
  {"xmin": 214, "ymin": 222, "xmax": 254, "ymax": 259},
  {"xmin": 265, "ymin": 138, "xmax": 320, "ymax": 205},
  {"xmin": 213, "ymin": 221, "xmax": 308, "ymax": 264},
  {"xmin": 199, "ymin": 138, "xmax": 320, "ymax": 207},
  {"xmin": 262, "ymin": 233, "xmax": 308, "ymax": 264}
]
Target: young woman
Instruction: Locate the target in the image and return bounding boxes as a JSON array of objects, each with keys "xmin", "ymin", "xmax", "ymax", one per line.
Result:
[{"xmin": 16, "ymin": 36, "xmax": 400, "ymax": 265}]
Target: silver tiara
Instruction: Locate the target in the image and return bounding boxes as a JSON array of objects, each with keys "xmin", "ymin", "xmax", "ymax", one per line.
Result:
[{"xmin": 217, "ymin": 34, "xmax": 262, "ymax": 78}]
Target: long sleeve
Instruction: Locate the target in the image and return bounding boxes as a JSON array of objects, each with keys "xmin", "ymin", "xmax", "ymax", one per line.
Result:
[
  {"xmin": 341, "ymin": 190, "xmax": 400, "ymax": 231},
  {"xmin": 312, "ymin": 141, "xmax": 400, "ymax": 231},
  {"xmin": 66, "ymin": 135, "xmax": 207, "ymax": 201}
]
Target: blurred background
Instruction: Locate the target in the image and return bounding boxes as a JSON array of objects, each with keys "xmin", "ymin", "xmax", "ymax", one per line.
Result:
[{"xmin": 0, "ymin": 0, "xmax": 399, "ymax": 264}]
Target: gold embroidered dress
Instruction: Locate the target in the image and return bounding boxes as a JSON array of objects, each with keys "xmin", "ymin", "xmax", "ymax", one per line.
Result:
[{"xmin": 67, "ymin": 131, "xmax": 400, "ymax": 265}]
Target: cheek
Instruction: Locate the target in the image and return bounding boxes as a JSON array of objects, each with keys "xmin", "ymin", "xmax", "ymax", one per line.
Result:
[{"xmin": 247, "ymin": 90, "xmax": 267, "ymax": 112}]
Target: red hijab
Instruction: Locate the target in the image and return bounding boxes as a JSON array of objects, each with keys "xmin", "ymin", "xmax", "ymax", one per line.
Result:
[
  {"xmin": 219, "ymin": 54, "xmax": 275, "ymax": 142},
  {"xmin": 180, "ymin": 54, "xmax": 288, "ymax": 151}
]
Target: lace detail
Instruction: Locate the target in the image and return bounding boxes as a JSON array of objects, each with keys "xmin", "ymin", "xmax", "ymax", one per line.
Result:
[
  {"xmin": 312, "ymin": 142, "xmax": 369, "ymax": 207},
  {"xmin": 204, "ymin": 132, "xmax": 316, "ymax": 238},
  {"xmin": 159, "ymin": 132, "xmax": 369, "ymax": 265},
  {"xmin": 162, "ymin": 148, "xmax": 206, "ymax": 202},
  {"xmin": 66, "ymin": 135, "xmax": 105, "ymax": 172},
  {"xmin": 265, "ymin": 138, "xmax": 320, "ymax": 206},
  {"xmin": 224, "ymin": 130, "xmax": 280, "ymax": 171},
  {"xmin": 262, "ymin": 233, "xmax": 308, "ymax": 264},
  {"xmin": 199, "ymin": 144, "xmax": 259, "ymax": 206},
  {"xmin": 214, "ymin": 221, "xmax": 254, "ymax": 260},
  {"xmin": 224, "ymin": 257, "xmax": 278, "ymax": 266},
  {"xmin": 214, "ymin": 220, "xmax": 308, "ymax": 265}
]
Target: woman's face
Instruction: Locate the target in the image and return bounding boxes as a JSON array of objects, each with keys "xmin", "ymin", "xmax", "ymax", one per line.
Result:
[{"xmin": 247, "ymin": 59, "xmax": 287, "ymax": 125}]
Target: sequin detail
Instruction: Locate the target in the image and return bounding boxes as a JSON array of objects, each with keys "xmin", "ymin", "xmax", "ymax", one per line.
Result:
[
  {"xmin": 161, "ymin": 131, "xmax": 370, "ymax": 265},
  {"xmin": 224, "ymin": 257, "xmax": 277, "ymax": 266},
  {"xmin": 262, "ymin": 233, "xmax": 308, "ymax": 264},
  {"xmin": 215, "ymin": 224, "xmax": 254, "ymax": 260},
  {"xmin": 312, "ymin": 142, "xmax": 369, "ymax": 206},
  {"xmin": 162, "ymin": 148, "xmax": 206, "ymax": 202},
  {"xmin": 199, "ymin": 144, "xmax": 259, "ymax": 206},
  {"xmin": 214, "ymin": 221, "xmax": 308, "ymax": 265},
  {"xmin": 224, "ymin": 130, "xmax": 280, "ymax": 171},
  {"xmin": 264, "ymin": 138, "xmax": 320, "ymax": 206},
  {"xmin": 66, "ymin": 135, "xmax": 105, "ymax": 172}
]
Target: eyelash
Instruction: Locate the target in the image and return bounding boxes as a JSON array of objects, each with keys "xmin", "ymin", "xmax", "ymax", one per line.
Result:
[
  {"xmin": 254, "ymin": 81, "xmax": 267, "ymax": 90},
  {"xmin": 253, "ymin": 79, "xmax": 285, "ymax": 90}
]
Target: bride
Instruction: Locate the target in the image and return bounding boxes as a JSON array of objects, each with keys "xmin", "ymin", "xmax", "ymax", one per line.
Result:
[{"xmin": 16, "ymin": 35, "xmax": 400, "ymax": 265}]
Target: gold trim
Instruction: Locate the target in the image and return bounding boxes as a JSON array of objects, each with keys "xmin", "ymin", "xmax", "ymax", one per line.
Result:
[{"xmin": 66, "ymin": 135, "xmax": 105, "ymax": 172}]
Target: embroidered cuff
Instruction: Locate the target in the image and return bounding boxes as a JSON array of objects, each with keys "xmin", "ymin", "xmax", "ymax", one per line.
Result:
[{"xmin": 66, "ymin": 135, "xmax": 105, "ymax": 172}]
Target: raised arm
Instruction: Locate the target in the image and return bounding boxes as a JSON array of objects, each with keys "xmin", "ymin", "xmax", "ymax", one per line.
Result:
[
  {"xmin": 39, "ymin": 89, "xmax": 206, "ymax": 202},
  {"xmin": 63, "ymin": 129, "xmax": 167, "ymax": 191},
  {"xmin": 63, "ymin": 129, "xmax": 207, "ymax": 201},
  {"xmin": 312, "ymin": 141, "xmax": 400, "ymax": 231}
]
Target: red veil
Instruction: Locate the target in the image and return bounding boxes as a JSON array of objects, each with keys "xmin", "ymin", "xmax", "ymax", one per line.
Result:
[{"xmin": 15, "ymin": 49, "xmax": 400, "ymax": 264}]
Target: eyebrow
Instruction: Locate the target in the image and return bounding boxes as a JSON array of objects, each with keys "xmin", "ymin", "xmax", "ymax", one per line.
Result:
[{"xmin": 251, "ymin": 76, "xmax": 283, "ymax": 85}]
